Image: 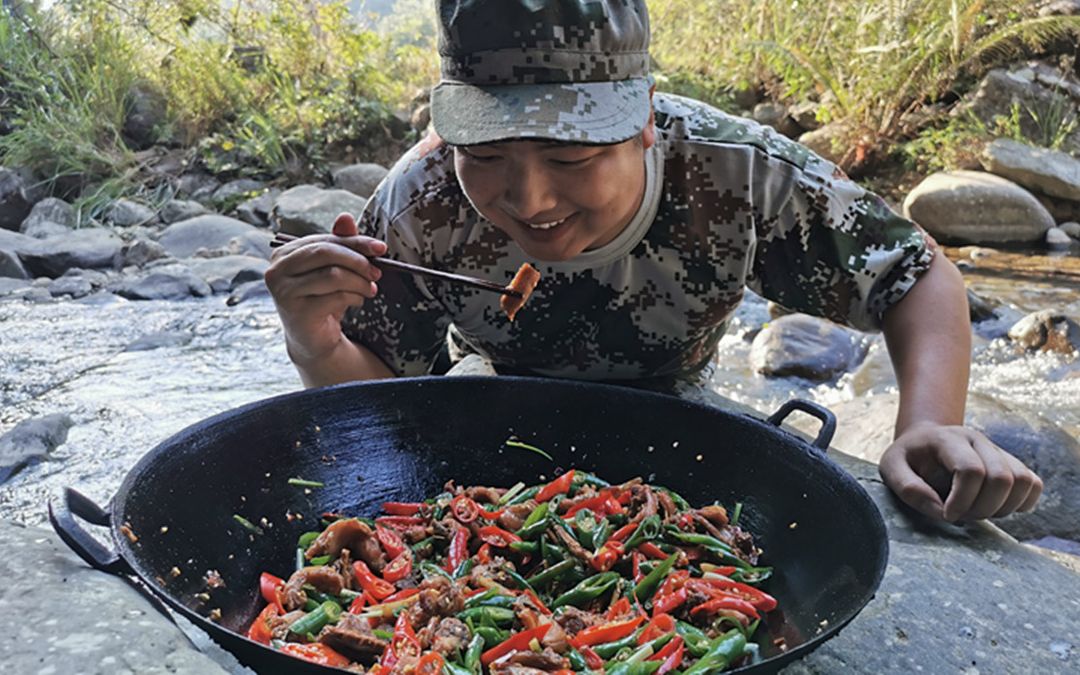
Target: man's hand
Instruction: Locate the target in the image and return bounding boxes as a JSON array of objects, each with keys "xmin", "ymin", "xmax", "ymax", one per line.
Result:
[{"xmin": 879, "ymin": 422, "xmax": 1042, "ymax": 522}]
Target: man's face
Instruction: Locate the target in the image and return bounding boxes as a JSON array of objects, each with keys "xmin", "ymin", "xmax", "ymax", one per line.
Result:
[{"xmin": 452, "ymin": 123, "xmax": 654, "ymax": 262}]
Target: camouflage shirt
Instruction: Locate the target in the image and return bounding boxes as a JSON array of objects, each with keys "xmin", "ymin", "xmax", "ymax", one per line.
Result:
[{"xmin": 343, "ymin": 93, "xmax": 934, "ymax": 381}]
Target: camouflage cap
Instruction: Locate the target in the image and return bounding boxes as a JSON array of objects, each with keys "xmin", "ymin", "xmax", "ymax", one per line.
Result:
[{"xmin": 430, "ymin": 0, "xmax": 652, "ymax": 146}]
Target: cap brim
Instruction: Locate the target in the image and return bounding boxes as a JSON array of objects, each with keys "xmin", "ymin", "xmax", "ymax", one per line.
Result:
[{"xmin": 430, "ymin": 78, "xmax": 651, "ymax": 146}]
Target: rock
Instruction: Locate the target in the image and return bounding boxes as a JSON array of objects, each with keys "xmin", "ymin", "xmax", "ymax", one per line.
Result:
[
  {"xmin": 48, "ymin": 274, "xmax": 94, "ymax": 299},
  {"xmin": 981, "ymin": 138, "xmax": 1080, "ymax": 202},
  {"xmin": 0, "ymin": 167, "xmax": 38, "ymax": 231},
  {"xmin": 902, "ymin": 170, "xmax": 1055, "ymax": 244},
  {"xmin": 410, "ymin": 103, "xmax": 431, "ymax": 132},
  {"xmin": 0, "ymin": 521, "xmax": 230, "ymax": 674},
  {"xmin": 1036, "ymin": 192, "xmax": 1080, "ymax": 223},
  {"xmin": 0, "ymin": 277, "xmax": 33, "ymax": 296},
  {"xmin": 226, "ymin": 278, "xmax": 271, "ymax": 306},
  {"xmin": 19, "ymin": 228, "xmax": 125, "ymax": 277},
  {"xmin": 114, "ymin": 238, "xmax": 168, "ymax": 269},
  {"xmin": 331, "ymin": 164, "xmax": 390, "ymax": 200},
  {"xmin": 0, "ymin": 414, "xmax": 74, "ymax": 484},
  {"xmin": 1026, "ymin": 536, "xmax": 1080, "ymax": 557},
  {"xmin": 0, "ymin": 248, "xmax": 28, "ymax": 279},
  {"xmin": 1038, "ymin": 0, "xmax": 1080, "ymax": 16},
  {"xmin": 121, "ymin": 81, "xmax": 168, "ymax": 150},
  {"xmin": 177, "ymin": 173, "xmax": 222, "ymax": 202},
  {"xmin": 752, "ymin": 102, "xmax": 787, "ymax": 129},
  {"xmin": 184, "ymin": 255, "xmax": 269, "ymax": 293},
  {"xmin": 234, "ymin": 188, "xmax": 280, "ymax": 227},
  {"xmin": 967, "ymin": 287, "xmax": 998, "ymax": 322},
  {"xmin": 21, "ymin": 219, "xmax": 72, "ymax": 239},
  {"xmin": 797, "ymin": 122, "xmax": 851, "ymax": 166},
  {"xmin": 1061, "ymin": 221, "xmax": 1080, "ymax": 239},
  {"xmin": 160, "ymin": 199, "xmax": 210, "ymax": 224},
  {"xmin": 1007, "ymin": 309, "xmax": 1080, "ymax": 355},
  {"xmin": 125, "ymin": 330, "xmax": 194, "ymax": 352},
  {"xmin": 107, "ymin": 198, "xmax": 157, "ymax": 227},
  {"xmin": 211, "ymin": 179, "xmax": 266, "ymax": 207},
  {"xmin": 1047, "ymin": 226, "xmax": 1075, "ymax": 249},
  {"xmin": 20, "ymin": 197, "xmax": 76, "ymax": 233},
  {"xmin": 270, "ymin": 185, "xmax": 368, "ymax": 236},
  {"xmin": 157, "ymin": 215, "xmax": 261, "ymax": 259},
  {"xmin": 111, "ymin": 265, "xmax": 212, "ymax": 300},
  {"xmin": 958, "ymin": 68, "xmax": 1080, "ymax": 155},
  {"xmin": 785, "ymin": 392, "xmax": 1080, "ymax": 542},
  {"xmin": 788, "ymin": 101, "xmax": 821, "ymax": 132},
  {"xmin": 749, "ymin": 313, "xmax": 867, "ymax": 381}
]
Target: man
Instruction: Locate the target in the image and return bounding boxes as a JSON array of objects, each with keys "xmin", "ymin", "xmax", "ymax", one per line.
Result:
[{"xmin": 266, "ymin": 0, "xmax": 1041, "ymax": 523}]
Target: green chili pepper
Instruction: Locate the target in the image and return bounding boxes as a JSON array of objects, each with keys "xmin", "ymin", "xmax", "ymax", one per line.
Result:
[
  {"xmin": 592, "ymin": 630, "xmax": 643, "ymax": 659},
  {"xmin": 623, "ymin": 514, "xmax": 662, "ymax": 550},
  {"xmin": 574, "ymin": 510, "xmax": 599, "ymax": 549},
  {"xmin": 421, "ymin": 561, "xmax": 453, "ymax": 580},
  {"xmin": 411, "ymin": 536, "xmax": 435, "ymax": 555},
  {"xmin": 373, "ymin": 629, "xmax": 393, "ymax": 640},
  {"xmin": 730, "ymin": 566, "xmax": 773, "ymax": 584},
  {"xmin": 338, "ymin": 588, "xmax": 363, "ymax": 601},
  {"xmin": 464, "ymin": 589, "xmax": 516, "ymax": 609},
  {"xmin": 633, "ymin": 549, "xmax": 678, "ymax": 603},
  {"xmin": 472, "ymin": 625, "xmax": 508, "ymax": 646},
  {"xmin": 453, "ymin": 557, "xmax": 476, "ymax": 580},
  {"xmin": 604, "ymin": 659, "xmax": 661, "ymax": 675},
  {"xmin": 500, "ymin": 565, "xmax": 536, "ymax": 593},
  {"xmin": 517, "ymin": 502, "xmax": 549, "ymax": 532},
  {"xmin": 549, "ymin": 571, "xmax": 619, "ymax": 609},
  {"xmin": 675, "ymin": 621, "xmax": 711, "ymax": 658},
  {"xmin": 525, "ymin": 558, "xmax": 576, "ymax": 589},
  {"xmin": 288, "ymin": 600, "xmax": 341, "ymax": 636},
  {"xmin": 506, "ymin": 486, "xmax": 540, "ymax": 506},
  {"xmin": 591, "ymin": 517, "xmax": 612, "ymax": 550},
  {"xmin": 297, "ymin": 531, "xmax": 322, "ymax": 549},
  {"xmin": 509, "ymin": 540, "xmax": 540, "ymax": 555},
  {"xmin": 457, "ymin": 606, "xmax": 515, "ymax": 626},
  {"xmin": 663, "ymin": 526, "xmax": 752, "ymax": 569},
  {"xmin": 464, "ymin": 634, "xmax": 485, "ymax": 672},
  {"xmin": 541, "ymin": 540, "xmax": 569, "ymax": 564},
  {"xmin": 308, "ymin": 554, "xmax": 332, "ymax": 566},
  {"xmin": 575, "ymin": 472, "xmax": 611, "ymax": 489},
  {"xmin": 303, "ymin": 587, "xmax": 343, "ymax": 608},
  {"xmin": 659, "ymin": 487, "xmax": 692, "ymax": 511},
  {"xmin": 681, "ymin": 629, "xmax": 747, "ymax": 675},
  {"xmin": 568, "ymin": 649, "xmax": 588, "ymax": 671}
]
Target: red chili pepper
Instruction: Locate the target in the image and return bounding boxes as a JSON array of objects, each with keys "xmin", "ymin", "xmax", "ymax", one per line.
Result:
[
  {"xmin": 384, "ymin": 611, "xmax": 421, "ymax": 667},
  {"xmin": 259, "ymin": 572, "xmax": 285, "ymax": 614},
  {"xmin": 590, "ymin": 539, "xmax": 625, "ymax": 571},
  {"xmin": 382, "ymin": 587, "xmax": 421, "ymax": 604},
  {"xmin": 638, "ymin": 542, "xmax": 669, "ymax": 560},
  {"xmin": 578, "ymin": 645, "xmax": 604, "ymax": 670},
  {"xmin": 446, "ymin": 527, "xmax": 469, "ymax": 572},
  {"xmin": 632, "ymin": 551, "xmax": 643, "ymax": 582},
  {"xmin": 606, "ymin": 596, "xmax": 632, "ymax": 620},
  {"xmin": 638, "ymin": 613, "xmax": 676, "ymax": 645},
  {"xmin": 452, "ymin": 494, "xmax": 481, "ymax": 523},
  {"xmin": 536, "ymin": 469, "xmax": 575, "ymax": 503},
  {"xmin": 700, "ymin": 577, "xmax": 778, "ymax": 612},
  {"xmin": 353, "ymin": 560, "xmax": 396, "ymax": 600},
  {"xmin": 477, "ymin": 525, "xmax": 522, "ymax": 548},
  {"xmin": 476, "ymin": 542, "xmax": 493, "ymax": 564},
  {"xmin": 280, "ymin": 643, "xmax": 352, "ymax": 667},
  {"xmin": 524, "ymin": 588, "xmax": 552, "ymax": 615},
  {"xmin": 416, "ymin": 652, "xmax": 445, "ymax": 675},
  {"xmin": 689, "ymin": 596, "xmax": 760, "ymax": 619},
  {"xmin": 675, "ymin": 513, "xmax": 695, "ymax": 530},
  {"xmin": 382, "ymin": 550, "xmax": 413, "ymax": 583},
  {"xmin": 653, "ymin": 587, "xmax": 687, "ymax": 616},
  {"xmin": 552, "ymin": 670, "xmax": 575, "ymax": 675},
  {"xmin": 480, "ymin": 507, "xmax": 505, "ymax": 519},
  {"xmin": 481, "ymin": 623, "xmax": 552, "ymax": 666},
  {"xmin": 245, "ymin": 602, "xmax": 278, "ymax": 644},
  {"xmin": 375, "ymin": 524, "xmax": 408, "ymax": 559},
  {"xmin": 572, "ymin": 615, "xmax": 645, "ymax": 647},
  {"xmin": 564, "ymin": 493, "xmax": 624, "ymax": 518},
  {"xmin": 653, "ymin": 636, "xmax": 685, "ymax": 674},
  {"xmin": 610, "ymin": 522, "xmax": 638, "ymax": 542},
  {"xmin": 348, "ymin": 591, "xmax": 374, "ymax": 614},
  {"xmin": 382, "ymin": 502, "xmax": 423, "ymax": 516},
  {"xmin": 376, "ymin": 515, "xmax": 427, "ymax": 529}
]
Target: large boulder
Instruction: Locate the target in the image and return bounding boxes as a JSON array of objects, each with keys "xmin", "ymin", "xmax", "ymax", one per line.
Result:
[
  {"xmin": 106, "ymin": 199, "xmax": 157, "ymax": 227},
  {"xmin": 110, "ymin": 264, "xmax": 212, "ymax": 300},
  {"xmin": 121, "ymin": 81, "xmax": 168, "ymax": 150},
  {"xmin": 157, "ymin": 215, "xmax": 262, "ymax": 259},
  {"xmin": 20, "ymin": 197, "xmax": 76, "ymax": 234},
  {"xmin": 332, "ymin": 163, "xmax": 389, "ymax": 199},
  {"xmin": 160, "ymin": 199, "xmax": 210, "ymax": 225},
  {"xmin": 958, "ymin": 68, "xmax": 1080, "ymax": 155},
  {"xmin": 234, "ymin": 189, "xmax": 280, "ymax": 227},
  {"xmin": 0, "ymin": 229, "xmax": 38, "ymax": 278},
  {"xmin": 18, "ymin": 229, "xmax": 125, "ymax": 277},
  {"xmin": 0, "ymin": 414, "xmax": 74, "ymax": 484},
  {"xmin": 184, "ymin": 255, "xmax": 269, "ymax": 293},
  {"xmin": 271, "ymin": 185, "xmax": 368, "ymax": 236},
  {"xmin": 902, "ymin": 170, "xmax": 1055, "ymax": 244},
  {"xmin": 981, "ymin": 138, "xmax": 1080, "ymax": 203},
  {"xmin": 749, "ymin": 313, "xmax": 867, "ymax": 381},
  {"xmin": 1007, "ymin": 310, "xmax": 1080, "ymax": 355},
  {"xmin": 0, "ymin": 167, "xmax": 38, "ymax": 231}
]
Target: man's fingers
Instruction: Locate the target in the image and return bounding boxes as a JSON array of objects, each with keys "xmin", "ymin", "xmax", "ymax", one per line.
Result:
[
  {"xmin": 879, "ymin": 448, "xmax": 945, "ymax": 520},
  {"xmin": 1018, "ymin": 468, "xmax": 1044, "ymax": 513},
  {"xmin": 269, "ymin": 242, "xmax": 382, "ymax": 283},
  {"xmin": 275, "ymin": 264, "xmax": 380, "ymax": 300},
  {"xmin": 958, "ymin": 434, "xmax": 1014, "ymax": 520},
  {"xmin": 329, "ymin": 212, "xmax": 388, "ymax": 257},
  {"xmin": 940, "ymin": 447, "xmax": 986, "ymax": 523},
  {"xmin": 332, "ymin": 212, "xmax": 358, "ymax": 237}
]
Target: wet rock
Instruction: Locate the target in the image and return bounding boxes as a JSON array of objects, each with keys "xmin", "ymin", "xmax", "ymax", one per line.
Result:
[
  {"xmin": 0, "ymin": 414, "xmax": 74, "ymax": 484},
  {"xmin": 0, "ymin": 248, "xmax": 28, "ymax": 279},
  {"xmin": 967, "ymin": 287, "xmax": 998, "ymax": 322},
  {"xmin": 21, "ymin": 197, "xmax": 76, "ymax": 234},
  {"xmin": 981, "ymin": 138, "xmax": 1080, "ymax": 203},
  {"xmin": 157, "ymin": 215, "xmax": 261, "ymax": 259},
  {"xmin": 0, "ymin": 167, "xmax": 38, "ymax": 231},
  {"xmin": 271, "ymin": 185, "xmax": 368, "ymax": 236},
  {"xmin": 160, "ymin": 199, "xmax": 210, "ymax": 224},
  {"xmin": 1007, "ymin": 310, "xmax": 1080, "ymax": 355},
  {"xmin": 19, "ymin": 228, "xmax": 125, "ymax": 277},
  {"xmin": 21, "ymin": 219, "xmax": 71, "ymax": 239},
  {"xmin": 177, "ymin": 173, "xmax": 222, "ymax": 202},
  {"xmin": 121, "ymin": 81, "xmax": 167, "ymax": 150},
  {"xmin": 226, "ymin": 278, "xmax": 271, "ymax": 306},
  {"xmin": 125, "ymin": 330, "xmax": 194, "ymax": 352},
  {"xmin": 785, "ymin": 392, "xmax": 1080, "ymax": 542},
  {"xmin": 111, "ymin": 265, "xmax": 212, "ymax": 300},
  {"xmin": 234, "ymin": 189, "xmax": 280, "ymax": 227},
  {"xmin": 1026, "ymin": 535, "xmax": 1080, "ymax": 557},
  {"xmin": 1047, "ymin": 226, "xmax": 1075, "ymax": 250},
  {"xmin": 0, "ymin": 521, "xmax": 229, "ymax": 674},
  {"xmin": 211, "ymin": 179, "xmax": 266, "ymax": 207},
  {"xmin": 749, "ymin": 313, "xmax": 867, "ymax": 381},
  {"xmin": 48, "ymin": 274, "xmax": 94, "ymax": 299},
  {"xmin": 114, "ymin": 238, "xmax": 169, "ymax": 268},
  {"xmin": 902, "ymin": 170, "xmax": 1055, "ymax": 244},
  {"xmin": 74, "ymin": 290, "xmax": 127, "ymax": 306},
  {"xmin": 332, "ymin": 163, "xmax": 390, "ymax": 199},
  {"xmin": 107, "ymin": 198, "xmax": 157, "ymax": 227},
  {"xmin": 0, "ymin": 277, "xmax": 33, "ymax": 296},
  {"xmin": 185, "ymin": 255, "xmax": 269, "ymax": 293},
  {"xmin": 1061, "ymin": 221, "xmax": 1080, "ymax": 239}
]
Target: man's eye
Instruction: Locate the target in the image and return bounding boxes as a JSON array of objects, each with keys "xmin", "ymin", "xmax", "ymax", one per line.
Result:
[
  {"xmin": 551, "ymin": 156, "xmax": 594, "ymax": 166},
  {"xmin": 463, "ymin": 150, "xmax": 501, "ymax": 162}
]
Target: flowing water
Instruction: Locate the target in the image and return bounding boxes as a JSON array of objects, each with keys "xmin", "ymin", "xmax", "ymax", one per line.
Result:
[{"xmin": 1, "ymin": 262, "xmax": 1078, "ymax": 526}]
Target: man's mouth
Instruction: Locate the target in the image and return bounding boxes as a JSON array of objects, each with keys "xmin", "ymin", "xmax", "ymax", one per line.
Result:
[{"xmin": 525, "ymin": 216, "xmax": 570, "ymax": 230}]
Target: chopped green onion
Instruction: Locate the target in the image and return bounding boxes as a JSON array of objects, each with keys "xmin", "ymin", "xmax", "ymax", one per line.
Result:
[
  {"xmin": 731, "ymin": 501, "xmax": 743, "ymax": 527},
  {"xmin": 505, "ymin": 439, "xmax": 553, "ymax": 461},
  {"xmin": 497, "ymin": 481, "xmax": 527, "ymax": 505},
  {"xmin": 232, "ymin": 514, "xmax": 263, "ymax": 535},
  {"xmin": 287, "ymin": 477, "xmax": 325, "ymax": 488}
]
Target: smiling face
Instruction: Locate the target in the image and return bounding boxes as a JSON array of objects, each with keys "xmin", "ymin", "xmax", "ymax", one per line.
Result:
[{"xmin": 452, "ymin": 108, "xmax": 656, "ymax": 262}]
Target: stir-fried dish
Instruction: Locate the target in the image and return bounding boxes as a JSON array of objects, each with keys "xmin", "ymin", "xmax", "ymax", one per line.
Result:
[{"xmin": 247, "ymin": 471, "xmax": 777, "ymax": 672}]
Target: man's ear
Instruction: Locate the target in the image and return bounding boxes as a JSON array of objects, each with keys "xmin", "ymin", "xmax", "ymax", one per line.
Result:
[{"xmin": 642, "ymin": 85, "xmax": 656, "ymax": 150}]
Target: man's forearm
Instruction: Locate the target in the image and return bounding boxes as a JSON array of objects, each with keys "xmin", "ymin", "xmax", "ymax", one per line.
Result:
[
  {"xmin": 881, "ymin": 252, "xmax": 971, "ymax": 436},
  {"xmin": 288, "ymin": 335, "xmax": 395, "ymax": 388}
]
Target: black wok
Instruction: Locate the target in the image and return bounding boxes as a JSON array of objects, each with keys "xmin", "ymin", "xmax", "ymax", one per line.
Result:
[{"xmin": 50, "ymin": 376, "xmax": 888, "ymax": 673}]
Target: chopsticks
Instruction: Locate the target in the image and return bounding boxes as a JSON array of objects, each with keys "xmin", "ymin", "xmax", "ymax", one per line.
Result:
[{"xmin": 269, "ymin": 232, "xmax": 522, "ymax": 298}]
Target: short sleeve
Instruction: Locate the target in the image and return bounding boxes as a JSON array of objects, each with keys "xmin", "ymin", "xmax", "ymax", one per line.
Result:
[
  {"xmin": 340, "ymin": 198, "xmax": 453, "ymax": 377},
  {"xmin": 747, "ymin": 154, "xmax": 935, "ymax": 331}
]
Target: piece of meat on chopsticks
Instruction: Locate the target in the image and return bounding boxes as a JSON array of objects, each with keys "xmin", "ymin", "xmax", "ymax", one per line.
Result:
[{"xmin": 500, "ymin": 263, "xmax": 541, "ymax": 321}]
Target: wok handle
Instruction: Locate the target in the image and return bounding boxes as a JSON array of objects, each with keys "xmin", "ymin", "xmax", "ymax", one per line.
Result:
[
  {"xmin": 48, "ymin": 488, "xmax": 131, "ymax": 575},
  {"xmin": 767, "ymin": 399, "xmax": 836, "ymax": 452}
]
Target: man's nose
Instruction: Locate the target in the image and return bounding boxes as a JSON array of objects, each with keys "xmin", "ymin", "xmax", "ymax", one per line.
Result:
[{"xmin": 503, "ymin": 166, "xmax": 558, "ymax": 222}]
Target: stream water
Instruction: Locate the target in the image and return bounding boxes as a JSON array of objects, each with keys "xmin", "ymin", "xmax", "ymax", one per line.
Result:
[{"xmin": 1, "ymin": 262, "xmax": 1078, "ymax": 526}]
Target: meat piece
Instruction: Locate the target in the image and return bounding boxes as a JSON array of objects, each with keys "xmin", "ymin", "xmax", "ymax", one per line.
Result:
[
  {"xmin": 541, "ymin": 620, "xmax": 570, "ymax": 654},
  {"xmin": 409, "ymin": 574, "xmax": 465, "ymax": 624},
  {"xmin": 656, "ymin": 490, "xmax": 678, "ymax": 521},
  {"xmin": 699, "ymin": 504, "xmax": 729, "ymax": 528},
  {"xmin": 500, "ymin": 263, "xmax": 541, "ymax": 321},
  {"xmin": 496, "ymin": 502, "xmax": 535, "ymax": 532},
  {"xmin": 553, "ymin": 606, "xmax": 599, "ymax": 636},
  {"xmin": 550, "ymin": 524, "xmax": 591, "ymax": 564},
  {"xmin": 281, "ymin": 565, "xmax": 346, "ymax": 611},
  {"xmin": 268, "ymin": 610, "xmax": 307, "ymax": 641},
  {"xmin": 490, "ymin": 665, "xmax": 549, "ymax": 675},
  {"xmin": 319, "ymin": 612, "xmax": 388, "ymax": 657},
  {"xmin": 629, "ymin": 485, "xmax": 658, "ymax": 523},
  {"xmin": 430, "ymin": 617, "xmax": 471, "ymax": 656},
  {"xmin": 306, "ymin": 518, "xmax": 387, "ymax": 572},
  {"xmin": 464, "ymin": 485, "xmax": 502, "ymax": 504},
  {"xmin": 506, "ymin": 648, "xmax": 570, "ymax": 671},
  {"xmin": 692, "ymin": 512, "xmax": 726, "ymax": 541}
]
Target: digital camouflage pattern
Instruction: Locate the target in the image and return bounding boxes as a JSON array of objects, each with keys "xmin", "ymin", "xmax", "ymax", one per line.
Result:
[
  {"xmin": 431, "ymin": 0, "xmax": 652, "ymax": 145},
  {"xmin": 342, "ymin": 93, "xmax": 935, "ymax": 381}
]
